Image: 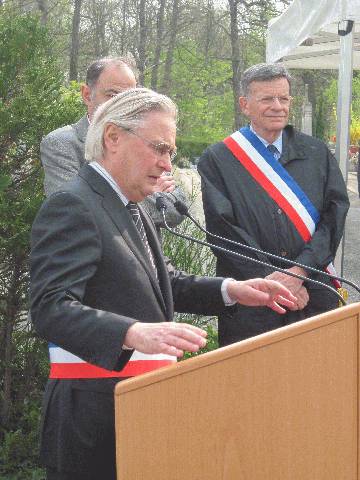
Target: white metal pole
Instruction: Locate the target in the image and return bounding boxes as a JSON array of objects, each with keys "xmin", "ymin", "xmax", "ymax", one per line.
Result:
[{"xmin": 335, "ymin": 20, "xmax": 354, "ymax": 277}]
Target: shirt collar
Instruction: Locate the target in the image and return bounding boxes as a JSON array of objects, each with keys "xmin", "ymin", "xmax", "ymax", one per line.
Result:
[
  {"xmin": 89, "ymin": 161, "xmax": 129, "ymax": 205},
  {"xmin": 250, "ymin": 124, "xmax": 283, "ymax": 155}
]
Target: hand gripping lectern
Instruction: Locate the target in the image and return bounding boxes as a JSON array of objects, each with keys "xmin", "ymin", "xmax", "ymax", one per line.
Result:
[{"xmin": 115, "ymin": 303, "xmax": 360, "ymax": 480}]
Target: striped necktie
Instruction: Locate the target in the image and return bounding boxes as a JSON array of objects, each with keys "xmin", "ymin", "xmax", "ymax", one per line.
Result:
[
  {"xmin": 126, "ymin": 202, "xmax": 158, "ymax": 277},
  {"xmin": 267, "ymin": 144, "xmax": 279, "ymax": 158}
]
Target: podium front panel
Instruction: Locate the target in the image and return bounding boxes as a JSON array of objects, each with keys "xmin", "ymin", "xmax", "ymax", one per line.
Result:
[{"xmin": 115, "ymin": 304, "xmax": 360, "ymax": 480}]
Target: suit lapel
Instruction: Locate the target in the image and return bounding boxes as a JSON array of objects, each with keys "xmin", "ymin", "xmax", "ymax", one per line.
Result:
[
  {"xmin": 79, "ymin": 165, "xmax": 169, "ymax": 316},
  {"xmin": 280, "ymin": 126, "xmax": 306, "ymax": 166}
]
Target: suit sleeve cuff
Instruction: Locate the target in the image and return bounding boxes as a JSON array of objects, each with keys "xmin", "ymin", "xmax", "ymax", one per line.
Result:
[{"xmin": 221, "ymin": 278, "xmax": 237, "ymax": 306}]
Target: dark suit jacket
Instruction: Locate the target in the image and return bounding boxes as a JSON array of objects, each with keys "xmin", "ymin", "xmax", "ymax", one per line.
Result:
[
  {"xmin": 198, "ymin": 125, "xmax": 349, "ymax": 346},
  {"xmin": 30, "ymin": 164, "xmax": 226, "ymax": 472}
]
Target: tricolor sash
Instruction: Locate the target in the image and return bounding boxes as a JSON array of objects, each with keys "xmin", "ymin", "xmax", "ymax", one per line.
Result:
[
  {"xmin": 49, "ymin": 343, "xmax": 176, "ymax": 379},
  {"xmin": 223, "ymin": 127, "xmax": 340, "ymax": 288}
]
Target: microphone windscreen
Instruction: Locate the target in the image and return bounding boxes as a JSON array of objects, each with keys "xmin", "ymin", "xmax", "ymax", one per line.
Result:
[
  {"xmin": 155, "ymin": 195, "xmax": 167, "ymax": 211},
  {"xmin": 174, "ymin": 200, "xmax": 188, "ymax": 216}
]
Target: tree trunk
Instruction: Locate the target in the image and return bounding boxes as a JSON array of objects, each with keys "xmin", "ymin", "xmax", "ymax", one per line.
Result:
[
  {"xmin": 120, "ymin": 0, "xmax": 128, "ymax": 54},
  {"xmin": 151, "ymin": 0, "xmax": 166, "ymax": 90},
  {"xmin": 138, "ymin": 0, "xmax": 147, "ymax": 86},
  {"xmin": 228, "ymin": 0, "xmax": 243, "ymax": 130},
  {"xmin": 161, "ymin": 0, "xmax": 180, "ymax": 94},
  {"xmin": 92, "ymin": 1, "xmax": 108, "ymax": 58},
  {"xmin": 1, "ymin": 256, "xmax": 23, "ymax": 428},
  {"xmin": 36, "ymin": 0, "xmax": 48, "ymax": 25},
  {"xmin": 204, "ymin": 0, "xmax": 214, "ymax": 61},
  {"xmin": 69, "ymin": 0, "xmax": 82, "ymax": 82}
]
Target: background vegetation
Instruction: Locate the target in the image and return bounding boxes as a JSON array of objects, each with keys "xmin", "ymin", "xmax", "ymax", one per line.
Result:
[{"xmin": 0, "ymin": 0, "xmax": 356, "ymax": 476}]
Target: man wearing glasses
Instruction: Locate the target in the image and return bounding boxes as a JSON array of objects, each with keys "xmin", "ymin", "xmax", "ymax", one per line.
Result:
[
  {"xmin": 30, "ymin": 88, "xmax": 296, "ymax": 479},
  {"xmin": 40, "ymin": 56, "xmax": 187, "ymax": 230},
  {"xmin": 198, "ymin": 63, "xmax": 349, "ymax": 346}
]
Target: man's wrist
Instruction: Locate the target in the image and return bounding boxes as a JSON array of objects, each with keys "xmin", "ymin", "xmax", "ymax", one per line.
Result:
[
  {"xmin": 289, "ymin": 266, "xmax": 308, "ymax": 278},
  {"xmin": 221, "ymin": 278, "xmax": 237, "ymax": 306}
]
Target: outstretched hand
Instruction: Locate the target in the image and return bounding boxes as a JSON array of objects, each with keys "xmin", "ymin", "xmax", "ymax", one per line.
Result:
[
  {"xmin": 226, "ymin": 278, "xmax": 297, "ymax": 314},
  {"xmin": 123, "ymin": 321, "xmax": 207, "ymax": 358}
]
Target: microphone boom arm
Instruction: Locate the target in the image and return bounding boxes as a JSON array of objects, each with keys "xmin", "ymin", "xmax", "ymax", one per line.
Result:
[{"xmin": 157, "ymin": 205, "xmax": 346, "ymax": 306}]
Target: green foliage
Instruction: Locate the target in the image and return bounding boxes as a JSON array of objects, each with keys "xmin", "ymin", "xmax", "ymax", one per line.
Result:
[
  {"xmin": 323, "ymin": 74, "xmax": 360, "ymax": 143},
  {"xmin": 149, "ymin": 42, "xmax": 234, "ymax": 142},
  {"xmin": 162, "ymin": 216, "xmax": 219, "ymax": 357},
  {"xmin": 56, "ymin": 82, "xmax": 86, "ymax": 130},
  {"xmin": 162, "ymin": 217, "xmax": 215, "ymax": 276},
  {"xmin": 175, "ymin": 137, "xmax": 209, "ymax": 164},
  {"xmin": 181, "ymin": 323, "xmax": 218, "ymax": 359},
  {"xmin": 0, "ymin": 395, "xmax": 44, "ymax": 477},
  {"xmin": 0, "ymin": 8, "xmax": 83, "ymax": 477}
]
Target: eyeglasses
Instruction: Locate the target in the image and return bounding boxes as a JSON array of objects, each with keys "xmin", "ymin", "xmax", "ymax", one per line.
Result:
[
  {"xmin": 125, "ymin": 128, "xmax": 177, "ymax": 161},
  {"xmin": 254, "ymin": 95, "xmax": 293, "ymax": 106}
]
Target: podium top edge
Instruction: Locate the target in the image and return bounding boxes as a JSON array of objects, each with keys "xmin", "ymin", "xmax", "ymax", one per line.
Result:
[{"xmin": 114, "ymin": 302, "xmax": 360, "ymax": 396}]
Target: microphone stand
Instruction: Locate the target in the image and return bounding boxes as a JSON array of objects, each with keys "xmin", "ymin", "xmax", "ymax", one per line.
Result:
[
  {"xmin": 173, "ymin": 200, "xmax": 360, "ymax": 296},
  {"xmin": 156, "ymin": 203, "xmax": 346, "ymax": 306}
]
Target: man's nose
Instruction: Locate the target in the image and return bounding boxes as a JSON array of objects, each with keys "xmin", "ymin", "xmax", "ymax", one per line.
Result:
[
  {"xmin": 158, "ymin": 154, "xmax": 172, "ymax": 173},
  {"xmin": 271, "ymin": 97, "xmax": 283, "ymax": 108}
]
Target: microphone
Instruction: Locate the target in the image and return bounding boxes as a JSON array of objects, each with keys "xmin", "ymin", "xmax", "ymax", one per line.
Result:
[
  {"xmin": 155, "ymin": 196, "xmax": 346, "ymax": 305},
  {"xmin": 172, "ymin": 199, "xmax": 359, "ymax": 296}
]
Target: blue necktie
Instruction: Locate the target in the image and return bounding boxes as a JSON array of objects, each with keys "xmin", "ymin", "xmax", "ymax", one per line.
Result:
[{"xmin": 267, "ymin": 144, "xmax": 279, "ymax": 158}]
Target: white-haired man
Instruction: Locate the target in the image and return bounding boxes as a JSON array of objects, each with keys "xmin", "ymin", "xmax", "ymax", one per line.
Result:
[
  {"xmin": 31, "ymin": 88, "xmax": 296, "ymax": 479},
  {"xmin": 40, "ymin": 56, "xmax": 187, "ymax": 229}
]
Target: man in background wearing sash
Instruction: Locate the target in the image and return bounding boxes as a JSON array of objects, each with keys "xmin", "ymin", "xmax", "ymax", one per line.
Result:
[
  {"xmin": 198, "ymin": 63, "xmax": 349, "ymax": 347},
  {"xmin": 30, "ymin": 88, "xmax": 296, "ymax": 479}
]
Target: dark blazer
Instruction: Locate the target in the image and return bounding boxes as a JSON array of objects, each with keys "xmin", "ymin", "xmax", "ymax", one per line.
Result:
[
  {"xmin": 30, "ymin": 164, "xmax": 226, "ymax": 474},
  {"xmin": 198, "ymin": 125, "xmax": 349, "ymax": 346}
]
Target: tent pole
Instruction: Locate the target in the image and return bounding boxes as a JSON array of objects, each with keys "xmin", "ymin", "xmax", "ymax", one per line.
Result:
[{"xmin": 335, "ymin": 20, "xmax": 354, "ymax": 277}]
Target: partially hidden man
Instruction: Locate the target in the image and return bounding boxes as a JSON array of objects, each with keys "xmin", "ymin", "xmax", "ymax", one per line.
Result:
[
  {"xmin": 198, "ymin": 63, "xmax": 349, "ymax": 347},
  {"xmin": 30, "ymin": 88, "xmax": 296, "ymax": 479},
  {"xmin": 40, "ymin": 56, "xmax": 187, "ymax": 231}
]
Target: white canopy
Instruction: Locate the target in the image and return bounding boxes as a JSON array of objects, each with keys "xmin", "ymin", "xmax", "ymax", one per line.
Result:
[
  {"xmin": 266, "ymin": 0, "xmax": 360, "ymax": 69},
  {"xmin": 266, "ymin": 0, "xmax": 360, "ymax": 275}
]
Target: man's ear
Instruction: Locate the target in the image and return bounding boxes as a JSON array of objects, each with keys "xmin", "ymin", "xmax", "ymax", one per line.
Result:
[
  {"xmin": 81, "ymin": 83, "xmax": 92, "ymax": 108},
  {"xmin": 239, "ymin": 96, "xmax": 249, "ymax": 115},
  {"xmin": 103, "ymin": 123, "xmax": 121, "ymax": 151}
]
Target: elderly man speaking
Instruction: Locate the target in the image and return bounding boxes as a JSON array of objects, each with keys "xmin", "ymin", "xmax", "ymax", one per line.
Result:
[{"xmin": 30, "ymin": 88, "xmax": 296, "ymax": 480}]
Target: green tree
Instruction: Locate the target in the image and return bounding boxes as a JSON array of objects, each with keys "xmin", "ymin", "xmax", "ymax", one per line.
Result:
[{"xmin": 0, "ymin": 8, "xmax": 83, "ymax": 477}]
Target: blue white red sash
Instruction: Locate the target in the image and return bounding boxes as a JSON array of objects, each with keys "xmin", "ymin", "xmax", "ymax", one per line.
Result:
[
  {"xmin": 223, "ymin": 127, "xmax": 340, "ymax": 288},
  {"xmin": 49, "ymin": 343, "xmax": 176, "ymax": 379}
]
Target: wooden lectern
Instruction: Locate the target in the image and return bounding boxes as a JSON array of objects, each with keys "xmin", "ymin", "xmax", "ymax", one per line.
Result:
[{"xmin": 115, "ymin": 303, "xmax": 360, "ymax": 479}]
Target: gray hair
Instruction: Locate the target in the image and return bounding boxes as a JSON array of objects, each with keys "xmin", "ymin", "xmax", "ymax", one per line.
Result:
[
  {"xmin": 85, "ymin": 87, "xmax": 177, "ymax": 162},
  {"xmin": 241, "ymin": 63, "xmax": 292, "ymax": 96},
  {"xmin": 85, "ymin": 56, "xmax": 139, "ymax": 88}
]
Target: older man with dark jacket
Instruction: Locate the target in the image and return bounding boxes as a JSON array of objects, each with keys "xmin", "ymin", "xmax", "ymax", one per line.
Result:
[
  {"xmin": 31, "ymin": 87, "xmax": 296, "ymax": 479},
  {"xmin": 198, "ymin": 63, "xmax": 349, "ymax": 347}
]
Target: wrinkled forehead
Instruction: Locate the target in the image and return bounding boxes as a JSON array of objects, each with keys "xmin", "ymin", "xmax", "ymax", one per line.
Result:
[
  {"xmin": 95, "ymin": 64, "xmax": 136, "ymax": 90},
  {"xmin": 247, "ymin": 77, "xmax": 291, "ymax": 96}
]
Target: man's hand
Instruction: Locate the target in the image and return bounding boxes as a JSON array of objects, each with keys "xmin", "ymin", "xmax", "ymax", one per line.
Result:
[
  {"xmin": 265, "ymin": 266, "xmax": 308, "ymax": 296},
  {"xmin": 155, "ymin": 173, "xmax": 176, "ymax": 193},
  {"xmin": 124, "ymin": 322, "xmax": 207, "ymax": 358},
  {"xmin": 226, "ymin": 278, "xmax": 297, "ymax": 314},
  {"xmin": 288, "ymin": 285, "xmax": 309, "ymax": 311}
]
